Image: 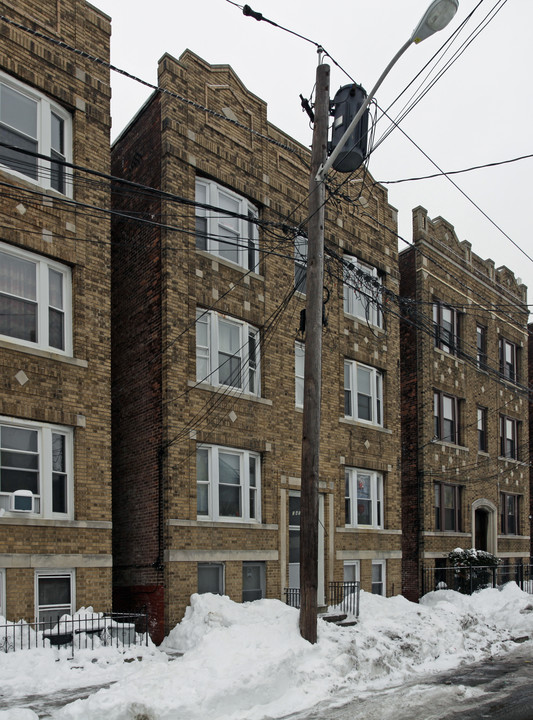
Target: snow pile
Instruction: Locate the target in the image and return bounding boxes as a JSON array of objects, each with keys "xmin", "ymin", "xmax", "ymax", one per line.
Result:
[{"xmin": 49, "ymin": 584, "xmax": 533, "ymax": 720}]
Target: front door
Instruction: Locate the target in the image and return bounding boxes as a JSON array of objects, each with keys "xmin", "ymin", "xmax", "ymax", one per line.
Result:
[{"xmin": 288, "ymin": 492, "xmax": 325, "ymax": 604}]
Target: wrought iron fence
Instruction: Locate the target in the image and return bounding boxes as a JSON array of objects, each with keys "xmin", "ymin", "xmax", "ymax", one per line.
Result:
[
  {"xmin": 422, "ymin": 564, "xmax": 533, "ymax": 596},
  {"xmin": 0, "ymin": 610, "xmax": 149, "ymax": 654},
  {"xmin": 284, "ymin": 581, "xmax": 360, "ymax": 618}
]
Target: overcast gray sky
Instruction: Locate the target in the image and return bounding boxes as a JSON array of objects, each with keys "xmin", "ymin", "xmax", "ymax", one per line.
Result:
[{"xmin": 95, "ymin": 0, "xmax": 533, "ymax": 307}]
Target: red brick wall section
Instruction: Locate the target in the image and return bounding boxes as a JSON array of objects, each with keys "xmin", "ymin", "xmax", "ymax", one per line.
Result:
[
  {"xmin": 399, "ymin": 247, "xmax": 422, "ymax": 601},
  {"xmin": 111, "ymin": 93, "xmax": 165, "ymax": 619},
  {"xmin": 113, "ymin": 584, "xmax": 165, "ymax": 645}
]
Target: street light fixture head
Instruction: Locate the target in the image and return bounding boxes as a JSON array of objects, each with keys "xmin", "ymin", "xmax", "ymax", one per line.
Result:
[{"xmin": 411, "ymin": 0, "xmax": 459, "ymax": 44}]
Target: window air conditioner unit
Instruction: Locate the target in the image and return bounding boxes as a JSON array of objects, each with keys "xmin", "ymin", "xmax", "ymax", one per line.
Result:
[{"xmin": 11, "ymin": 490, "xmax": 34, "ymax": 512}]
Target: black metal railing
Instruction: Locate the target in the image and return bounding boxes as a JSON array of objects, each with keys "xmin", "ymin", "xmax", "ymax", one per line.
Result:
[
  {"xmin": 329, "ymin": 580, "xmax": 360, "ymax": 618},
  {"xmin": 0, "ymin": 609, "xmax": 149, "ymax": 654},
  {"xmin": 422, "ymin": 564, "xmax": 533, "ymax": 596},
  {"xmin": 284, "ymin": 581, "xmax": 360, "ymax": 618}
]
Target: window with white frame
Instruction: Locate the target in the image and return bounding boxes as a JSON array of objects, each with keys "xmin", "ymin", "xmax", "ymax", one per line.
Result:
[
  {"xmin": 0, "ymin": 72, "xmax": 71, "ymax": 195},
  {"xmin": 343, "ymin": 560, "xmax": 360, "ymax": 583},
  {"xmin": 197, "ymin": 444, "xmax": 260, "ymax": 523},
  {"xmin": 294, "ymin": 235, "xmax": 307, "ymax": 293},
  {"xmin": 344, "ymin": 360, "xmax": 383, "ymax": 426},
  {"xmin": 0, "ymin": 242, "xmax": 72, "ymax": 354},
  {"xmin": 295, "ymin": 341, "xmax": 304, "ymax": 408},
  {"xmin": 371, "ymin": 561, "xmax": 385, "ymax": 596},
  {"xmin": 195, "ymin": 178, "xmax": 259, "ymax": 272},
  {"xmin": 196, "ymin": 309, "xmax": 260, "ymax": 396},
  {"xmin": 198, "ymin": 563, "xmax": 224, "ymax": 595},
  {"xmin": 0, "ymin": 418, "xmax": 73, "ymax": 519},
  {"xmin": 35, "ymin": 570, "xmax": 74, "ymax": 624},
  {"xmin": 343, "ymin": 255, "xmax": 383, "ymax": 328},
  {"xmin": 345, "ymin": 468, "xmax": 383, "ymax": 528}
]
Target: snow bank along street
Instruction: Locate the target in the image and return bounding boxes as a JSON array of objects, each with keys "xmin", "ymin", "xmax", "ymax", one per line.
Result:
[{"xmin": 0, "ymin": 583, "xmax": 532, "ymax": 719}]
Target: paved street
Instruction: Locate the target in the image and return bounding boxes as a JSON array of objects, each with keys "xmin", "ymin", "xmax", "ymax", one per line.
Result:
[{"xmin": 282, "ymin": 643, "xmax": 533, "ymax": 720}]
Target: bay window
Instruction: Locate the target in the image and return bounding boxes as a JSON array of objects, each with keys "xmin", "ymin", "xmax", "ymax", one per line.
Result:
[
  {"xmin": 197, "ymin": 445, "xmax": 260, "ymax": 523},
  {"xmin": 195, "ymin": 178, "xmax": 259, "ymax": 272},
  {"xmin": 0, "ymin": 71, "xmax": 71, "ymax": 195},
  {"xmin": 196, "ymin": 309, "xmax": 260, "ymax": 396},
  {"xmin": 0, "ymin": 242, "xmax": 71, "ymax": 354}
]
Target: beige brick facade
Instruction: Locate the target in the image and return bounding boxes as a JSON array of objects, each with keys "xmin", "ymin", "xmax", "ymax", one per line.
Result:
[
  {"xmin": 400, "ymin": 207, "xmax": 530, "ymax": 599},
  {"xmin": 111, "ymin": 50, "xmax": 403, "ymax": 637},
  {"xmin": 0, "ymin": 0, "xmax": 112, "ymax": 621}
]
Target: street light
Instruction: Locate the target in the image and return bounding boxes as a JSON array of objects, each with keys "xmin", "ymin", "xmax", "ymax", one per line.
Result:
[
  {"xmin": 299, "ymin": 0, "xmax": 459, "ymax": 644},
  {"xmin": 318, "ymin": 0, "xmax": 459, "ymax": 179}
]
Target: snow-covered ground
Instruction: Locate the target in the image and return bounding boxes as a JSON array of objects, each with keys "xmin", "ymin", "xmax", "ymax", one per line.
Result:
[{"xmin": 1, "ymin": 583, "xmax": 532, "ymax": 720}]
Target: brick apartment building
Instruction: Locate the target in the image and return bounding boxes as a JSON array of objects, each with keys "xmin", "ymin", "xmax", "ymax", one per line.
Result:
[
  {"xmin": 400, "ymin": 207, "xmax": 530, "ymax": 601},
  {"xmin": 0, "ymin": 0, "xmax": 112, "ymax": 621},
  {"xmin": 110, "ymin": 49, "xmax": 403, "ymax": 639}
]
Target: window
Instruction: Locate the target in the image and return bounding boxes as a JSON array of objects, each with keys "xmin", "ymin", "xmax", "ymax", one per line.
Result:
[
  {"xmin": 371, "ymin": 561, "xmax": 385, "ymax": 596},
  {"xmin": 197, "ymin": 445, "xmax": 260, "ymax": 523},
  {"xmin": 343, "ymin": 255, "xmax": 383, "ymax": 328},
  {"xmin": 0, "ymin": 72, "xmax": 71, "ymax": 195},
  {"xmin": 500, "ymin": 415, "xmax": 520, "ymax": 460},
  {"xmin": 477, "ymin": 407, "xmax": 488, "ymax": 452},
  {"xmin": 345, "ymin": 468, "xmax": 383, "ymax": 528},
  {"xmin": 0, "ymin": 242, "xmax": 72, "ymax": 354},
  {"xmin": 0, "ymin": 418, "xmax": 73, "ymax": 519},
  {"xmin": 198, "ymin": 563, "xmax": 224, "ymax": 595},
  {"xmin": 242, "ymin": 562, "xmax": 266, "ymax": 602},
  {"xmin": 36, "ymin": 570, "xmax": 74, "ymax": 624},
  {"xmin": 476, "ymin": 325, "xmax": 487, "ymax": 369},
  {"xmin": 434, "ymin": 391, "xmax": 461, "ymax": 445},
  {"xmin": 500, "ymin": 493, "xmax": 520, "ymax": 535},
  {"xmin": 294, "ymin": 235, "xmax": 307, "ymax": 293},
  {"xmin": 344, "ymin": 360, "xmax": 383, "ymax": 426},
  {"xmin": 433, "ymin": 301, "xmax": 460, "ymax": 354},
  {"xmin": 295, "ymin": 342, "xmax": 305, "ymax": 408},
  {"xmin": 195, "ymin": 178, "xmax": 258, "ymax": 271},
  {"xmin": 499, "ymin": 338, "xmax": 519, "ymax": 383},
  {"xmin": 343, "ymin": 561, "xmax": 360, "ymax": 583},
  {"xmin": 435, "ymin": 483, "xmax": 461, "ymax": 531},
  {"xmin": 196, "ymin": 309, "xmax": 260, "ymax": 396}
]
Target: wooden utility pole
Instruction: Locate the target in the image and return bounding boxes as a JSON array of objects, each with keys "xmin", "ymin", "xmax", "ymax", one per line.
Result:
[{"xmin": 299, "ymin": 58, "xmax": 330, "ymax": 644}]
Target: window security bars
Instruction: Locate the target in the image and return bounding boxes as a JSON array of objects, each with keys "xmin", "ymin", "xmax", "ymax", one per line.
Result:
[
  {"xmin": 422, "ymin": 564, "xmax": 532, "ymax": 597},
  {"xmin": 0, "ymin": 610, "xmax": 149, "ymax": 654},
  {"xmin": 284, "ymin": 581, "xmax": 360, "ymax": 618}
]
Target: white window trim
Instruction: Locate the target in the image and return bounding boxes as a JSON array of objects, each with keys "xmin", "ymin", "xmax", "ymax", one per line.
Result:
[
  {"xmin": 344, "ymin": 359, "xmax": 383, "ymax": 427},
  {"xmin": 294, "ymin": 235, "xmax": 307, "ymax": 294},
  {"xmin": 371, "ymin": 560, "xmax": 386, "ymax": 596},
  {"xmin": 197, "ymin": 444, "xmax": 261, "ymax": 523},
  {"xmin": 343, "ymin": 255, "xmax": 383, "ymax": 328},
  {"xmin": 195, "ymin": 178, "xmax": 259, "ymax": 272},
  {"xmin": 0, "ymin": 241, "xmax": 72, "ymax": 355},
  {"xmin": 343, "ymin": 560, "xmax": 360, "ymax": 583},
  {"xmin": 0, "ymin": 416, "xmax": 74, "ymax": 520},
  {"xmin": 0, "ymin": 71, "xmax": 72, "ymax": 196},
  {"xmin": 295, "ymin": 341, "xmax": 304, "ymax": 408},
  {"xmin": 0, "ymin": 568, "xmax": 5, "ymax": 619},
  {"xmin": 345, "ymin": 468, "xmax": 383, "ymax": 529},
  {"xmin": 35, "ymin": 568, "xmax": 75, "ymax": 623},
  {"xmin": 196, "ymin": 309, "xmax": 260, "ymax": 397}
]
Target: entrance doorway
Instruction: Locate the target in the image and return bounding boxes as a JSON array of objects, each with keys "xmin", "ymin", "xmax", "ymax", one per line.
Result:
[
  {"xmin": 288, "ymin": 491, "xmax": 325, "ymax": 604},
  {"xmin": 475, "ymin": 508, "xmax": 489, "ymax": 551}
]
